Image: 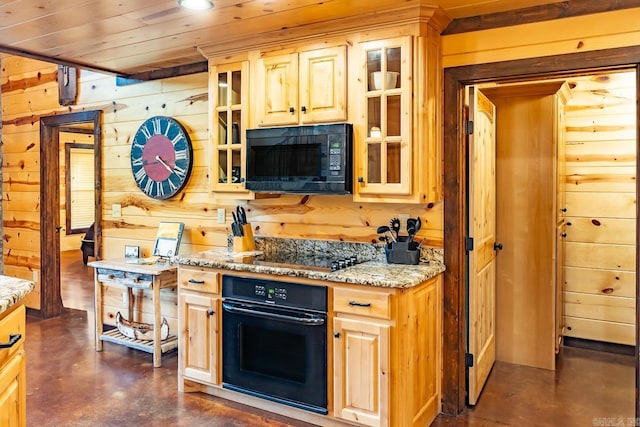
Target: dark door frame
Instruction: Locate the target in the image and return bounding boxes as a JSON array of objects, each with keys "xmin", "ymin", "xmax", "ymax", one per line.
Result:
[
  {"xmin": 39, "ymin": 110, "xmax": 102, "ymax": 318},
  {"xmin": 443, "ymin": 47, "xmax": 640, "ymax": 416}
]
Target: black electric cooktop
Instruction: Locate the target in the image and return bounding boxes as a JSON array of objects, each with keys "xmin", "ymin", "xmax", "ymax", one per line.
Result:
[{"xmin": 232, "ymin": 251, "xmax": 366, "ymax": 272}]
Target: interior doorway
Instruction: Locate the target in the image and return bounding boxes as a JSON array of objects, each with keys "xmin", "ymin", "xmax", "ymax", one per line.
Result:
[
  {"xmin": 39, "ymin": 110, "xmax": 102, "ymax": 318},
  {"xmin": 442, "ymin": 47, "xmax": 640, "ymax": 418},
  {"xmin": 464, "ymin": 69, "xmax": 636, "ymax": 413}
]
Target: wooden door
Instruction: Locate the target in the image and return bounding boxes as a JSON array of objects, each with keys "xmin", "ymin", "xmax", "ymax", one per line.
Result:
[
  {"xmin": 467, "ymin": 87, "xmax": 497, "ymax": 405},
  {"xmin": 256, "ymin": 53, "xmax": 298, "ymax": 126},
  {"xmin": 333, "ymin": 317, "xmax": 389, "ymax": 427},
  {"xmin": 181, "ymin": 293, "xmax": 219, "ymax": 385},
  {"xmin": 299, "ymin": 46, "xmax": 347, "ymax": 124}
]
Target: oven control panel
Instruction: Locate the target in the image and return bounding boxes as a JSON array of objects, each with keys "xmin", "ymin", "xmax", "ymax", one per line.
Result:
[
  {"xmin": 254, "ymin": 284, "xmax": 287, "ymax": 301},
  {"xmin": 222, "ymin": 276, "xmax": 327, "ymax": 312}
]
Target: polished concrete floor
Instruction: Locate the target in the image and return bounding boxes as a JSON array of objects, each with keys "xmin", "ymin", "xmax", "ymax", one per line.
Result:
[{"xmin": 24, "ymin": 250, "xmax": 635, "ymax": 426}]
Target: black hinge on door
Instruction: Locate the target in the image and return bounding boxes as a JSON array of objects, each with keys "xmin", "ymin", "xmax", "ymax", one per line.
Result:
[
  {"xmin": 465, "ymin": 120, "xmax": 474, "ymax": 135},
  {"xmin": 465, "ymin": 237, "xmax": 474, "ymax": 252},
  {"xmin": 465, "ymin": 353, "xmax": 474, "ymax": 367}
]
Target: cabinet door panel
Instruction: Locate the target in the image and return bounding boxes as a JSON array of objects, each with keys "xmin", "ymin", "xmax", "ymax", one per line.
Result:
[
  {"xmin": 0, "ymin": 349, "xmax": 24, "ymax": 427},
  {"xmin": 356, "ymin": 37, "xmax": 412, "ymax": 198},
  {"xmin": 181, "ymin": 293, "xmax": 219, "ymax": 385},
  {"xmin": 299, "ymin": 46, "xmax": 346, "ymax": 123},
  {"xmin": 333, "ymin": 317, "xmax": 389, "ymax": 427},
  {"xmin": 257, "ymin": 54, "xmax": 298, "ymax": 126}
]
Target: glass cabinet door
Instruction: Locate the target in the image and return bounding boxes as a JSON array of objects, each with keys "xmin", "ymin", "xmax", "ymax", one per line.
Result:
[
  {"xmin": 359, "ymin": 37, "xmax": 412, "ymax": 196},
  {"xmin": 211, "ymin": 61, "xmax": 248, "ymax": 193}
]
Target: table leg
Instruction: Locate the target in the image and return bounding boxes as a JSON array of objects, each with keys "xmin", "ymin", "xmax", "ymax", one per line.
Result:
[
  {"xmin": 153, "ymin": 278, "xmax": 161, "ymax": 367},
  {"xmin": 94, "ymin": 268, "xmax": 103, "ymax": 352}
]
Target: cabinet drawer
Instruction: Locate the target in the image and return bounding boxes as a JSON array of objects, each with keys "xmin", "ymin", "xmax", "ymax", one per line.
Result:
[
  {"xmin": 97, "ymin": 268, "xmax": 153, "ymax": 288},
  {"xmin": 179, "ymin": 267, "xmax": 220, "ymax": 294},
  {"xmin": 0, "ymin": 305, "xmax": 25, "ymax": 368},
  {"xmin": 333, "ymin": 287, "xmax": 392, "ymax": 320}
]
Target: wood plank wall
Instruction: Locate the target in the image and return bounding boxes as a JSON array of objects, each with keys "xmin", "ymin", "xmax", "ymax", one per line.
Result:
[
  {"xmin": 562, "ymin": 71, "xmax": 637, "ymax": 346},
  {"xmin": 0, "ymin": 54, "xmax": 443, "ymax": 313}
]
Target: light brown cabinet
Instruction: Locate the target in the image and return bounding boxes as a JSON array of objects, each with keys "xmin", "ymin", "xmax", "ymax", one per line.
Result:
[
  {"xmin": 210, "ymin": 60, "xmax": 253, "ymax": 196},
  {"xmin": 332, "ymin": 277, "xmax": 442, "ymax": 427},
  {"xmin": 353, "ymin": 27, "xmax": 444, "ymax": 204},
  {"xmin": 178, "ymin": 266, "xmax": 221, "ymax": 390},
  {"xmin": 254, "ymin": 46, "xmax": 347, "ymax": 126},
  {"xmin": 0, "ymin": 305, "xmax": 26, "ymax": 427}
]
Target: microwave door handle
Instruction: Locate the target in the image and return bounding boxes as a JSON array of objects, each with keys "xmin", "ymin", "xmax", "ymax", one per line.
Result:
[{"xmin": 222, "ymin": 302, "xmax": 325, "ymax": 326}]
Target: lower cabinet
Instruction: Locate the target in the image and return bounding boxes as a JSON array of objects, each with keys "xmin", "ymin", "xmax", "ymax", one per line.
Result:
[
  {"xmin": 0, "ymin": 305, "xmax": 26, "ymax": 427},
  {"xmin": 332, "ymin": 277, "xmax": 442, "ymax": 427},
  {"xmin": 177, "ymin": 265, "xmax": 442, "ymax": 427},
  {"xmin": 178, "ymin": 266, "xmax": 221, "ymax": 390}
]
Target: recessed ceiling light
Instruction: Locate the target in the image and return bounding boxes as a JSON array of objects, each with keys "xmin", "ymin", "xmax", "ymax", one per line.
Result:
[{"xmin": 178, "ymin": 0, "xmax": 213, "ymax": 10}]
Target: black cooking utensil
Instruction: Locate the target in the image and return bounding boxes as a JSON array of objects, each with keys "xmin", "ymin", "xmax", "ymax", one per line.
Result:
[
  {"xmin": 376, "ymin": 225, "xmax": 396, "ymax": 242},
  {"xmin": 390, "ymin": 218, "xmax": 400, "ymax": 240},
  {"xmin": 231, "ymin": 211, "xmax": 244, "ymax": 236},
  {"xmin": 237, "ymin": 206, "xmax": 247, "ymax": 224}
]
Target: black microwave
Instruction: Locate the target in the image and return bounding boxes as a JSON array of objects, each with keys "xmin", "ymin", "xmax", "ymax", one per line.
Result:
[{"xmin": 245, "ymin": 123, "xmax": 352, "ymax": 194}]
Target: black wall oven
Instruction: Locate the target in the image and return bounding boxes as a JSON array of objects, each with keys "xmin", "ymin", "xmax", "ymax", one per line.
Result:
[{"xmin": 221, "ymin": 276, "xmax": 328, "ymax": 414}]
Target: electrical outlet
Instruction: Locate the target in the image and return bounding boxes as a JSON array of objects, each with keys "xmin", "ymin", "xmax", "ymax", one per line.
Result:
[
  {"xmin": 112, "ymin": 203, "xmax": 122, "ymax": 218},
  {"xmin": 398, "ymin": 213, "xmax": 409, "ymax": 233},
  {"xmin": 32, "ymin": 270, "xmax": 38, "ymax": 282},
  {"xmin": 217, "ymin": 208, "xmax": 226, "ymax": 224}
]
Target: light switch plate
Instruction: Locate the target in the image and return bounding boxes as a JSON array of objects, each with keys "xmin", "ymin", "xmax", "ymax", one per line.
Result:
[{"xmin": 217, "ymin": 208, "xmax": 225, "ymax": 224}]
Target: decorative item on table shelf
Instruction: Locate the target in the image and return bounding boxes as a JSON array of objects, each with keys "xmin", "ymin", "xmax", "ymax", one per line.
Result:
[
  {"xmin": 124, "ymin": 245, "xmax": 140, "ymax": 259},
  {"xmin": 153, "ymin": 222, "xmax": 185, "ymax": 264},
  {"xmin": 376, "ymin": 216, "xmax": 422, "ymax": 265},
  {"xmin": 116, "ymin": 312, "xmax": 169, "ymax": 341},
  {"xmin": 231, "ymin": 206, "xmax": 255, "ymax": 252}
]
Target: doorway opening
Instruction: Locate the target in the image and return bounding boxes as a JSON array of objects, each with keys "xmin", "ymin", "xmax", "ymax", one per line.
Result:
[
  {"xmin": 442, "ymin": 47, "xmax": 640, "ymax": 418},
  {"xmin": 463, "ymin": 69, "xmax": 636, "ymax": 421},
  {"xmin": 39, "ymin": 110, "xmax": 102, "ymax": 318}
]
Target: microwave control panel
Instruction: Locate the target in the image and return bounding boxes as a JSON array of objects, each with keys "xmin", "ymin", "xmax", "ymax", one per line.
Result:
[{"xmin": 329, "ymin": 146, "xmax": 342, "ymax": 175}]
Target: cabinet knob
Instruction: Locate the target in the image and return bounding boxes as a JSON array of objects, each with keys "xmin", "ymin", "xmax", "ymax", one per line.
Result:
[
  {"xmin": 289, "ymin": 107, "xmax": 295, "ymax": 114},
  {"xmin": 493, "ymin": 242, "xmax": 503, "ymax": 251},
  {"xmin": 334, "ymin": 332, "xmax": 340, "ymax": 338},
  {"xmin": 301, "ymin": 106, "xmax": 307, "ymax": 113},
  {"xmin": 561, "ymin": 208, "xmax": 567, "ymax": 212},
  {"xmin": 207, "ymin": 309, "xmax": 215, "ymax": 316},
  {"xmin": 561, "ymin": 233, "xmax": 567, "ymax": 238},
  {"xmin": 357, "ymin": 176, "xmax": 364, "ymax": 183}
]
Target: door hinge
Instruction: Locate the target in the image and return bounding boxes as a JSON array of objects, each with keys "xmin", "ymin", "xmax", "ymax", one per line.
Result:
[
  {"xmin": 465, "ymin": 353, "xmax": 474, "ymax": 367},
  {"xmin": 465, "ymin": 120, "xmax": 474, "ymax": 135},
  {"xmin": 465, "ymin": 237, "xmax": 474, "ymax": 252}
]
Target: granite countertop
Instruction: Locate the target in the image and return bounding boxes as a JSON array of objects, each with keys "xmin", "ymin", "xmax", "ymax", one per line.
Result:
[
  {"xmin": 176, "ymin": 249, "xmax": 445, "ymax": 289},
  {"xmin": 0, "ymin": 275, "xmax": 35, "ymax": 315}
]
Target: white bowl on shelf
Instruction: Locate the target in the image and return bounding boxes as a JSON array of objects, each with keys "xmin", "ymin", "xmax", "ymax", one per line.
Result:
[{"xmin": 370, "ymin": 71, "xmax": 400, "ymax": 90}]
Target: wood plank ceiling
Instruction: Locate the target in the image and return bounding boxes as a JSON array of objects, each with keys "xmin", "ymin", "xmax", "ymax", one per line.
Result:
[{"xmin": 0, "ymin": 0, "xmax": 564, "ymax": 79}]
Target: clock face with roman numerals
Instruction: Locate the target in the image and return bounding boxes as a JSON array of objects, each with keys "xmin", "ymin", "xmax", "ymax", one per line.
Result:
[{"xmin": 130, "ymin": 116, "xmax": 193, "ymax": 200}]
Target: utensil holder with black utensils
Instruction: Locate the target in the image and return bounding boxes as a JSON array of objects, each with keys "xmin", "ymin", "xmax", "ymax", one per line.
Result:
[{"xmin": 384, "ymin": 238, "xmax": 420, "ymax": 265}]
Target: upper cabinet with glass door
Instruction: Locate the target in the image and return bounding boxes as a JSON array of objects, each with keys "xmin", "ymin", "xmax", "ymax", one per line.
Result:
[
  {"xmin": 210, "ymin": 61, "xmax": 250, "ymax": 196},
  {"xmin": 357, "ymin": 37, "xmax": 412, "ymax": 198},
  {"xmin": 354, "ymin": 24, "xmax": 445, "ymax": 204}
]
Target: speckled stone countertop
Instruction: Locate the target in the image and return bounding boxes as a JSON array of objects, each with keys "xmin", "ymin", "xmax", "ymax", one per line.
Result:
[
  {"xmin": 0, "ymin": 275, "xmax": 34, "ymax": 315},
  {"xmin": 176, "ymin": 249, "xmax": 445, "ymax": 289}
]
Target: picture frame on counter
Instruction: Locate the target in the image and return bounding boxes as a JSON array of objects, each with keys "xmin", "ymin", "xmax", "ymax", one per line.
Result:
[{"xmin": 124, "ymin": 245, "xmax": 140, "ymax": 259}]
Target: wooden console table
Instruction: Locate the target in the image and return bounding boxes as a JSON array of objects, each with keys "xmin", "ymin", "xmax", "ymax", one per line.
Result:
[{"xmin": 88, "ymin": 259, "xmax": 178, "ymax": 367}]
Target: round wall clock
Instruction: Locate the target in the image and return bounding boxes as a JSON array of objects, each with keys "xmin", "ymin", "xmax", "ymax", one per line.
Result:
[{"xmin": 130, "ymin": 116, "xmax": 193, "ymax": 200}]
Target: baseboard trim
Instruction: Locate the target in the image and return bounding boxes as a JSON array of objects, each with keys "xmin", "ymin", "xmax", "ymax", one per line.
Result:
[{"xmin": 563, "ymin": 336, "xmax": 634, "ymax": 356}]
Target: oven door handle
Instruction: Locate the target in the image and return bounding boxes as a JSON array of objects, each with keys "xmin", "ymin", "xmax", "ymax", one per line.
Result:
[{"xmin": 222, "ymin": 302, "xmax": 325, "ymax": 326}]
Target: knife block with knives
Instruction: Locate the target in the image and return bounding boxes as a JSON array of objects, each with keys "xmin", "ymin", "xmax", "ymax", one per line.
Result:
[{"xmin": 231, "ymin": 206, "xmax": 255, "ymax": 252}]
